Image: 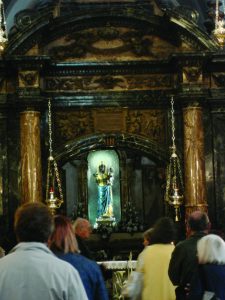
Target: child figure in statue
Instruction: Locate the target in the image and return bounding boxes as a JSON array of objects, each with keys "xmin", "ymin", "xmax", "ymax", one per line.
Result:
[{"xmin": 93, "ymin": 162, "xmax": 114, "ymax": 219}]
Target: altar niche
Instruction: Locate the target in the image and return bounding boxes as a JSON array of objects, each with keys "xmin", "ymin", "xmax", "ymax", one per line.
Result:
[{"xmin": 87, "ymin": 150, "xmax": 121, "ymax": 227}]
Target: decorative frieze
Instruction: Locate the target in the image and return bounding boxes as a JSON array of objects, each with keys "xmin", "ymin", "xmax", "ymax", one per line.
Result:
[
  {"xmin": 54, "ymin": 108, "xmax": 166, "ymax": 146},
  {"xmin": 45, "ymin": 74, "xmax": 172, "ymax": 92}
]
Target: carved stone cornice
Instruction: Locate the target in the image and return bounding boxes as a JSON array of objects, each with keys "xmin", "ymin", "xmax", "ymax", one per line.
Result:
[
  {"xmin": 175, "ymin": 90, "xmax": 210, "ymax": 108},
  {"xmin": 48, "ymin": 90, "xmax": 173, "ymax": 109},
  {"xmin": 171, "ymin": 52, "xmax": 211, "ymax": 67},
  {"xmin": 5, "ymin": 55, "xmax": 51, "ymax": 70},
  {"xmin": 44, "ymin": 60, "xmax": 174, "ymax": 76},
  {"xmin": 6, "ymin": 94, "xmax": 46, "ymax": 112}
]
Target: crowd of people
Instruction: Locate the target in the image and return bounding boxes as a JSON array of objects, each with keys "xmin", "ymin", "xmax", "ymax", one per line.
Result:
[
  {"xmin": 0, "ymin": 201, "xmax": 224, "ymax": 300},
  {"xmin": 123, "ymin": 210, "xmax": 225, "ymax": 300}
]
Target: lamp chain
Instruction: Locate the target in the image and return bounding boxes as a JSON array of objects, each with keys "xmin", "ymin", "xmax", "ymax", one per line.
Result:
[
  {"xmin": 171, "ymin": 96, "xmax": 176, "ymax": 151},
  {"xmin": 48, "ymin": 99, "xmax": 53, "ymax": 158},
  {"xmin": 165, "ymin": 96, "xmax": 184, "ymax": 221},
  {"xmin": 46, "ymin": 99, "xmax": 63, "ymax": 205}
]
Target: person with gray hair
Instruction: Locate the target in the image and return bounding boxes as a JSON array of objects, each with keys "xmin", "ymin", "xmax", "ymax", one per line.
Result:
[
  {"xmin": 188, "ymin": 234, "xmax": 225, "ymax": 300},
  {"xmin": 73, "ymin": 217, "xmax": 93, "ymax": 259}
]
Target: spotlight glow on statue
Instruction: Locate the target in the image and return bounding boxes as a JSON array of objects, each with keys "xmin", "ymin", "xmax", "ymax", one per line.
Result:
[{"xmin": 93, "ymin": 161, "xmax": 114, "ymax": 219}]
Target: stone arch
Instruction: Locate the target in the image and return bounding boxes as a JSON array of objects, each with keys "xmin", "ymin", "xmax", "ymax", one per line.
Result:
[
  {"xmin": 55, "ymin": 132, "xmax": 169, "ymax": 227},
  {"xmin": 5, "ymin": 5, "xmax": 217, "ymax": 55},
  {"xmin": 54, "ymin": 132, "xmax": 169, "ymax": 166}
]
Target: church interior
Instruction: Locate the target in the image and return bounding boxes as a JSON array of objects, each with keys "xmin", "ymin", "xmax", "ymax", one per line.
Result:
[{"xmin": 0, "ymin": 0, "xmax": 225, "ymax": 266}]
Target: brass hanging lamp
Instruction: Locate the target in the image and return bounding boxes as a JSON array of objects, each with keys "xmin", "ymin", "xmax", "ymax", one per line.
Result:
[
  {"xmin": 213, "ymin": 0, "xmax": 225, "ymax": 47},
  {"xmin": 165, "ymin": 96, "xmax": 184, "ymax": 221},
  {"xmin": 0, "ymin": 0, "xmax": 7, "ymax": 53},
  {"xmin": 46, "ymin": 98, "xmax": 63, "ymax": 214}
]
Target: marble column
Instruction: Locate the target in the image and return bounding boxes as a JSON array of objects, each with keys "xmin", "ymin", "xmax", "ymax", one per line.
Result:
[
  {"xmin": 20, "ymin": 111, "xmax": 42, "ymax": 203},
  {"xmin": 183, "ymin": 106, "xmax": 208, "ymax": 217}
]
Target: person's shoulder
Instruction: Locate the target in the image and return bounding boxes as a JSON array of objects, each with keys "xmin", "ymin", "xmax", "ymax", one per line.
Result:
[
  {"xmin": 70, "ymin": 253, "xmax": 98, "ymax": 266},
  {"xmin": 80, "ymin": 255, "xmax": 103, "ymax": 273},
  {"xmin": 175, "ymin": 238, "xmax": 190, "ymax": 247},
  {"xmin": 78, "ymin": 254, "xmax": 100, "ymax": 268},
  {"xmin": 52, "ymin": 253, "xmax": 79, "ymax": 273}
]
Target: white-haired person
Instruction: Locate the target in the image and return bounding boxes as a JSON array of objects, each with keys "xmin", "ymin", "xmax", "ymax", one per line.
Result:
[{"xmin": 188, "ymin": 234, "xmax": 225, "ymax": 300}]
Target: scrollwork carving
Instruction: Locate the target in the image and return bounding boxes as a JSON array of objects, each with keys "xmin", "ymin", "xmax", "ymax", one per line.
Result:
[
  {"xmin": 91, "ymin": 76, "xmax": 127, "ymax": 90},
  {"xmin": 126, "ymin": 111, "xmax": 142, "ymax": 134},
  {"xmin": 19, "ymin": 71, "xmax": 39, "ymax": 87},
  {"xmin": 126, "ymin": 109, "xmax": 165, "ymax": 143},
  {"xmin": 48, "ymin": 27, "xmax": 155, "ymax": 59},
  {"xmin": 54, "ymin": 111, "xmax": 92, "ymax": 144},
  {"xmin": 45, "ymin": 74, "xmax": 171, "ymax": 92},
  {"xmin": 183, "ymin": 66, "xmax": 202, "ymax": 83},
  {"xmin": 14, "ymin": 9, "xmax": 37, "ymax": 30}
]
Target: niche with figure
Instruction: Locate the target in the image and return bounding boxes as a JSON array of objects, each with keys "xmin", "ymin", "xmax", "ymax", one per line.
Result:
[
  {"xmin": 87, "ymin": 150, "xmax": 121, "ymax": 227},
  {"xmin": 62, "ymin": 148, "xmax": 165, "ymax": 231}
]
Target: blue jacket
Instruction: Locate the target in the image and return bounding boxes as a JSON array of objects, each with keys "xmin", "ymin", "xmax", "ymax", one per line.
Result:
[
  {"xmin": 189, "ymin": 264, "xmax": 225, "ymax": 300},
  {"xmin": 56, "ymin": 252, "xmax": 109, "ymax": 300}
]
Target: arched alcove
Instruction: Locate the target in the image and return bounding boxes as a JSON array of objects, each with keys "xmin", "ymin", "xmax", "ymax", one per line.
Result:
[{"xmin": 56, "ymin": 132, "xmax": 169, "ymax": 228}]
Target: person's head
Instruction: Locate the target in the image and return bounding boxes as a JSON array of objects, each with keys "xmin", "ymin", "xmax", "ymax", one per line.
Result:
[
  {"xmin": 14, "ymin": 202, "xmax": 53, "ymax": 243},
  {"xmin": 99, "ymin": 162, "xmax": 106, "ymax": 174},
  {"xmin": 143, "ymin": 228, "xmax": 153, "ymax": 247},
  {"xmin": 49, "ymin": 215, "xmax": 78, "ymax": 254},
  {"xmin": 150, "ymin": 217, "xmax": 176, "ymax": 245},
  {"xmin": 186, "ymin": 210, "xmax": 210, "ymax": 236},
  {"xmin": 73, "ymin": 217, "xmax": 92, "ymax": 239},
  {"xmin": 197, "ymin": 234, "xmax": 225, "ymax": 265},
  {"xmin": 0, "ymin": 247, "xmax": 5, "ymax": 258}
]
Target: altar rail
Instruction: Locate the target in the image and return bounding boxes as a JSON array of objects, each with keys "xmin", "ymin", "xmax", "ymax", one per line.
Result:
[{"xmin": 98, "ymin": 260, "xmax": 137, "ymax": 300}]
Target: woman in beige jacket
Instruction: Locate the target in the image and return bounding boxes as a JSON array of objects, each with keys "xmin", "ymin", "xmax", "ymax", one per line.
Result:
[{"xmin": 139, "ymin": 217, "xmax": 176, "ymax": 300}]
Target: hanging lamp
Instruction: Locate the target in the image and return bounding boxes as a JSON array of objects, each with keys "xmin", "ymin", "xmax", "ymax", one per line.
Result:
[
  {"xmin": 165, "ymin": 96, "xmax": 184, "ymax": 221},
  {"xmin": 213, "ymin": 0, "xmax": 225, "ymax": 47},
  {"xmin": 0, "ymin": 0, "xmax": 7, "ymax": 52},
  {"xmin": 46, "ymin": 98, "xmax": 64, "ymax": 214}
]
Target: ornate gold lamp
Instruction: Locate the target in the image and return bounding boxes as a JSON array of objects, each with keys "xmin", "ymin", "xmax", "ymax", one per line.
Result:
[
  {"xmin": 46, "ymin": 99, "xmax": 63, "ymax": 214},
  {"xmin": 213, "ymin": 0, "xmax": 225, "ymax": 47},
  {"xmin": 0, "ymin": 0, "xmax": 7, "ymax": 52},
  {"xmin": 165, "ymin": 96, "xmax": 184, "ymax": 221}
]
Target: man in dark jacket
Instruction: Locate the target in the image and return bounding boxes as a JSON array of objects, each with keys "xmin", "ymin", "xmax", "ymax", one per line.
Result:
[{"xmin": 168, "ymin": 210, "xmax": 210, "ymax": 300}]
